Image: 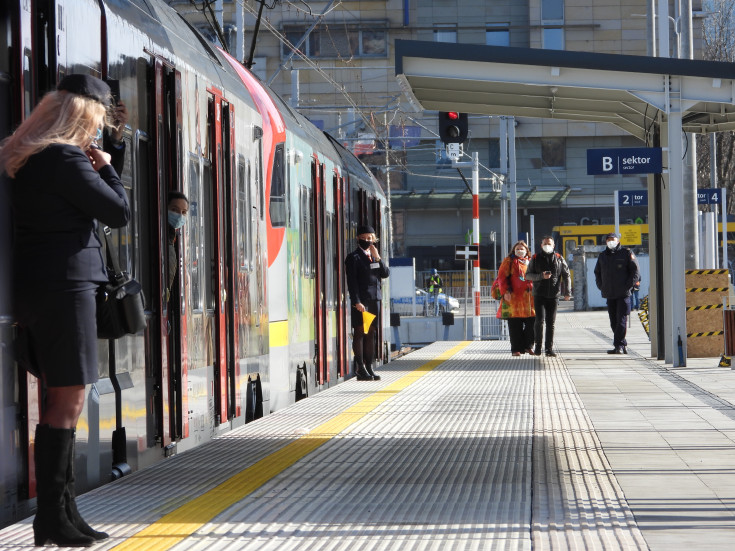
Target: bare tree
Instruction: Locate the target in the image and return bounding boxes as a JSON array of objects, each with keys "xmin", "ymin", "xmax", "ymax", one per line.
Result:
[{"xmin": 697, "ymin": 0, "xmax": 735, "ymax": 213}]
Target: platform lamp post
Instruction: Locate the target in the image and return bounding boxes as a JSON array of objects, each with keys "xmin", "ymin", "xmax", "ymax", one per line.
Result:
[{"xmin": 490, "ymin": 231, "xmax": 497, "ymax": 276}]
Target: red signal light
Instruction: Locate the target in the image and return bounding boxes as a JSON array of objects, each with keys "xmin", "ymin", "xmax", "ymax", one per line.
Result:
[{"xmin": 447, "ymin": 111, "xmax": 459, "ymax": 120}]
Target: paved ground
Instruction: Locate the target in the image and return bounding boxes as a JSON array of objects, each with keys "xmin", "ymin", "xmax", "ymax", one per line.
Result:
[{"xmin": 2, "ymin": 303, "xmax": 735, "ymax": 550}]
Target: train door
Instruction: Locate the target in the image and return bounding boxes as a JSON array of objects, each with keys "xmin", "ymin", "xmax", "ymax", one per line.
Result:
[
  {"xmin": 333, "ymin": 173, "xmax": 347, "ymax": 377},
  {"xmin": 149, "ymin": 59, "xmax": 186, "ymax": 447},
  {"xmin": 371, "ymin": 198, "xmax": 384, "ymax": 364},
  {"xmin": 207, "ymin": 90, "xmax": 238, "ymax": 424},
  {"xmin": 312, "ymin": 161, "xmax": 328, "ymax": 385}
]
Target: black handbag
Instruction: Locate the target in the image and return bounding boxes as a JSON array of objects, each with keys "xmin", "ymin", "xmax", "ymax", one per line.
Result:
[{"xmin": 97, "ymin": 226, "xmax": 147, "ymax": 339}]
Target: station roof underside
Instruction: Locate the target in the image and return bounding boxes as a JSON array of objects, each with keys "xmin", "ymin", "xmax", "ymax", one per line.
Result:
[
  {"xmin": 394, "ymin": 40, "xmax": 735, "ymax": 142},
  {"xmin": 390, "ymin": 188, "xmax": 571, "ymax": 210}
]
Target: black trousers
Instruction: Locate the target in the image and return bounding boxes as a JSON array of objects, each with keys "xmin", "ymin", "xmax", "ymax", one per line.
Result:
[
  {"xmin": 351, "ymin": 300, "xmax": 379, "ymax": 368},
  {"xmin": 534, "ymin": 296, "xmax": 559, "ymax": 351},
  {"xmin": 606, "ymin": 297, "xmax": 631, "ymax": 347},
  {"xmin": 508, "ymin": 317, "xmax": 535, "ymax": 353}
]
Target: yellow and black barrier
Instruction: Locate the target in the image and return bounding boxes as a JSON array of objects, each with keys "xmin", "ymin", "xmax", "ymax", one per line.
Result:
[{"xmin": 685, "ymin": 270, "xmax": 729, "ymax": 358}]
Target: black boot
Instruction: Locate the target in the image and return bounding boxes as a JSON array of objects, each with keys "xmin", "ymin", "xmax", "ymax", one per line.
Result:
[
  {"xmin": 354, "ymin": 357, "xmax": 372, "ymax": 381},
  {"xmin": 65, "ymin": 429, "xmax": 109, "ymax": 540},
  {"xmin": 364, "ymin": 360, "xmax": 381, "ymax": 381},
  {"xmin": 33, "ymin": 425, "xmax": 94, "ymax": 547}
]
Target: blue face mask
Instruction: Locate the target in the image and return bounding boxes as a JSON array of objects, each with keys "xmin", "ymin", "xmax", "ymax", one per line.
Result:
[
  {"xmin": 168, "ymin": 210, "xmax": 186, "ymax": 230},
  {"xmin": 90, "ymin": 126, "xmax": 103, "ymax": 143}
]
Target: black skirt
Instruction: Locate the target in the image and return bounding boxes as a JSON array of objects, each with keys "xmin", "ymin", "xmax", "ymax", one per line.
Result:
[{"xmin": 15, "ymin": 282, "xmax": 100, "ymax": 387}]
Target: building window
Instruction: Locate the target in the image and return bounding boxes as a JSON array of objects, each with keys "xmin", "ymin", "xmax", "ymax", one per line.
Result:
[
  {"xmin": 434, "ymin": 25, "xmax": 457, "ymax": 43},
  {"xmin": 488, "ymin": 139, "xmax": 500, "ymax": 169},
  {"xmin": 486, "ymin": 24, "xmax": 510, "ymax": 47},
  {"xmin": 282, "ymin": 23, "xmax": 387, "ymax": 59},
  {"xmin": 541, "ymin": 138, "xmax": 566, "ymax": 169},
  {"xmin": 542, "ymin": 0, "xmax": 564, "ymax": 20},
  {"xmin": 543, "ymin": 27, "xmax": 564, "ymax": 50},
  {"xmin": 542, "ymin": 0, "xmax": 564, "ymax": 50}
]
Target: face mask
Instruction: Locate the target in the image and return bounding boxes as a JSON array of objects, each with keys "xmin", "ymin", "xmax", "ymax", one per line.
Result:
[
  {"xmin": 90, "ymin": 126, "xmax": 103, "ymax": 143},
  {"xmin": 606, "ymin": 239, "xmax": 618, "ymax": 249},
  {"xmin": 542, "ymin": 244, "xmax": 554, "ymax": 254},
  {"xmin": 168, "ymin": 210, "xmax": 186, "ymax": 230},
  {"xmin": 514, "ymin": 249, "xmax": 526, "ymax": 257},
  {"xmin": 358, "ymin": 239, "xmax": 372, "ymax": 250}
]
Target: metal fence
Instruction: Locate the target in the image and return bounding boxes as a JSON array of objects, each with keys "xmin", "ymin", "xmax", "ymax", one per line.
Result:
[{"xmin": 390, "ymin": 285, "xmax": 508, "ymax": 340}]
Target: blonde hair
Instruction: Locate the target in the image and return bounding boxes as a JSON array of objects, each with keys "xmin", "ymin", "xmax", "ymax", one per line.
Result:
[
  {"xmin": 510, "ymin": 240, "xmax": 530, "ymax": 256},
  {"xmin": 0, "ymin": 91, "xmax": 110, "ymax": 177}
]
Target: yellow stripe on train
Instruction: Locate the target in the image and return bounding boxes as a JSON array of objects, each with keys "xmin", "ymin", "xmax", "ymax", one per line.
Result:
[{"xmin": 269, "ymin": 320, "xmax": 289, "ymax": 348}]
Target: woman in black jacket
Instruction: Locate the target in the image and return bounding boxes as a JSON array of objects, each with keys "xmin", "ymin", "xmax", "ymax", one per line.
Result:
[{"xmin": 2, "ymin": 74, "xmax": 130, "ymax": 547}]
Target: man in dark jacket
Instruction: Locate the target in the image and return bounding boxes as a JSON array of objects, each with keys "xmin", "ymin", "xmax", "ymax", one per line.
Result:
[
  {"xmin": 345, "ymin": 225, "xmax": 390, "ymax": 380},
  {"xmin": 526, "ymin": 236, "xmax": 571, "ymax": 357},
  {"xmin": 594, "ymin": 232, "xmax": 641, "ymax": 354}
]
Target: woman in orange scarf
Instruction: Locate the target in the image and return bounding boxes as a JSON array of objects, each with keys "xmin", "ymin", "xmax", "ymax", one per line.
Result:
[{"xmin": 496, "ymin": 240, "xmax": 536, "ymax": 356}]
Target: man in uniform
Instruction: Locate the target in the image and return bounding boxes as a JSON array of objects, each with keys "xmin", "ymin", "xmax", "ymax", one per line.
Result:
[
  {"xmin": 594, "ymin": 232, "xmax": 641, "ymax": 354},
  {"xmin": 345, "ymin": 225, "xmax": 390, "ymax": 380}
]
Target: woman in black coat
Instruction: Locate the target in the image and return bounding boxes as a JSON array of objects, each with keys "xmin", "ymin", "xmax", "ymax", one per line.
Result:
[{"xmin": 1, "ymin": 74, "xmax": 130, "ymax": 547}]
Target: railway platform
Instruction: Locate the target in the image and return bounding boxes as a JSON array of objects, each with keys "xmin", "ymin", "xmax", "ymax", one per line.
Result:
[{"xmin": 3, "ymin": 304, "xmax": 735, "ymax": 550}]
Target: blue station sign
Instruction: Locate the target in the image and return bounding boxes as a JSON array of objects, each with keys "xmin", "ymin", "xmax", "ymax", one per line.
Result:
[
  {"xmin": 697, "ymin": 188, "xmax": 724, "ymax": 205},
  {"xmin": 587, "ymin": 147, "xmax": 663, "ymax": 175},
  {"xmin": 618, "ymin": 190, "xmax": 648, "ymax": 207}
]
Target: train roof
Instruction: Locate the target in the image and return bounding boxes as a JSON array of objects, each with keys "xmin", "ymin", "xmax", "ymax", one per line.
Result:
[{"xmin": 106, "ymin": 0, "xmax": 257, "ymax": 112}]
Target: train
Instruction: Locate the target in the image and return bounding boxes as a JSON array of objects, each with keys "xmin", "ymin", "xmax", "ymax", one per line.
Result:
[{"xmin": 0, "ymin": 0, "xmax": 391, "ymax": 527}]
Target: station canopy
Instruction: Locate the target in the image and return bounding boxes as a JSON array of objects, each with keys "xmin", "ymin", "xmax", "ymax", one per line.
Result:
[{"xmin": 394, "ymin": 39, "xmax": 735, "ymax": 140}]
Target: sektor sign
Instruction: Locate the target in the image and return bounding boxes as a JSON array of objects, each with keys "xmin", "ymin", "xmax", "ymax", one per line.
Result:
[{"xmin": 587, "ymin": 147, "xmax": 663, "ymax": 175}]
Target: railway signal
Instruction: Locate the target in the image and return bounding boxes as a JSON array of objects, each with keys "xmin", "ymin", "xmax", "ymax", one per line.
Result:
[{"xmin": 438, "ymin": 111, "xmax": 468, "ymax": 144}]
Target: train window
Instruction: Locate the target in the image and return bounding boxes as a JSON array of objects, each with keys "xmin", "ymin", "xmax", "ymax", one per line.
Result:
[
  {"xmin": 270, "ymin": 144, "xmax": 286, "ymax": 227},
  {"xmin": 248, "ymin": 162, "xmax": 255, "ymax": 267},
  {"xmin": 188, "ymin": 155, "xmax": 202, "ymax": 311},
  {"xmin": 327, "ymin": 212, "xmax": 336, "ymax": 308},
  {"xmin": 23, "ymin": 49, "xmax": 32, "ymax": 118},
  {"xmin": 202, "ymin": 158, "xmax": 216, "ymax": 312},
  {"xmin": 300, "ymin": 185, "xmax": 314, "ymax": 279},
  {"xmin": 256, "ymin": 143, "xmax": 264, "ymax": 219},
  {"xmin": 134, "ymin": 132, "xmax": 154, "ymax": 303},
  {"xmin": 236, "ymin": 155, "xmax": 249, "ymax": 272}
]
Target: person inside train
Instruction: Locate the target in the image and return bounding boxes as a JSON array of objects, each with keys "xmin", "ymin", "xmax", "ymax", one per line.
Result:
[
  {"xmin": 345, "ymin": 225, "xmax": 390, "ymax": 380},
  {"xmin": 167, "ymin": 191, "xmax": 189, "ymax": 299},
  {"xmin": 2, "ymin": 74, "xmax": 130, "ymax": 546},
  {"xmin": 102, "ymin": 98, "xmax": 129, "ymax": 176}
]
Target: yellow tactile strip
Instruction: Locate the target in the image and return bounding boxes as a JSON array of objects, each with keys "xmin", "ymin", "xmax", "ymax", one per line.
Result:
[{"xmin": 111, "ymin": 342, "xmax": 471, "ymax": 551}]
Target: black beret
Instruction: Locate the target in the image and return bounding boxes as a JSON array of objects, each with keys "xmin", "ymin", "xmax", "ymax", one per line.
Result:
[
  {"xmin": 605, "ymin": 232, "xmax": 621, "ymax": 240},
  {"xmin": 357, "ymin": 225, "xmax": 375, "ymax": 235},
  {"xmin": 57, "ymin": 74, "xmax": 111, "ymax": 107}
]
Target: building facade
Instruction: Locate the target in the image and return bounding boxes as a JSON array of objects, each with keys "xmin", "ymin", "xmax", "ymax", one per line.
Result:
[{"xmin": 171, "ymin": 0, "xmax": 703, "ymax": 271}]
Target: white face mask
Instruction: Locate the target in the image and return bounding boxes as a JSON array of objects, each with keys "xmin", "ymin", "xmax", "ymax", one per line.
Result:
[
  {"xmin": 514, "ymin": 249, "xmax": 526, "ymax": 257},
  {"xmin": 606, "ymin": 239, "xmax": 619, "ymax": 249},
  {"xmin": 542, "ymin": 244, "xmax": 554, "ymax": 254}
]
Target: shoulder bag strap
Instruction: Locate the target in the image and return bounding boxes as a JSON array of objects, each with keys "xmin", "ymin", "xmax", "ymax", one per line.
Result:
[{"xmin": 100, "ymin": 225, "xmax": 124, "ymax": 278}]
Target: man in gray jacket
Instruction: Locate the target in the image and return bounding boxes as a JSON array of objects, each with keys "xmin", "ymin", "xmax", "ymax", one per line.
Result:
[{"xmin": 594, "ymin": 232, "xmax": 641, "ymax": 354}]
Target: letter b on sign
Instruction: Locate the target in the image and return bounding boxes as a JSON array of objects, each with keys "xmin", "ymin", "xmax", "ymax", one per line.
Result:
[{"xmin": 603, "ymin": 157, "xmax": 613, "ymax": 172}]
